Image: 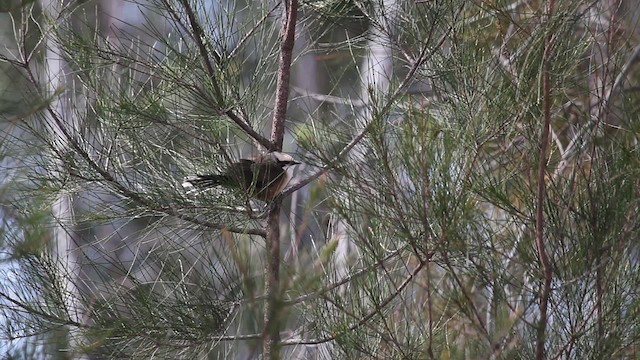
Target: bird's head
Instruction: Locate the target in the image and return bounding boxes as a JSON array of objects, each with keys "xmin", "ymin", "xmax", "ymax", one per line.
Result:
[{"xmin": 269, "ymin": 152, "xmax": 300, "ymax": 168}]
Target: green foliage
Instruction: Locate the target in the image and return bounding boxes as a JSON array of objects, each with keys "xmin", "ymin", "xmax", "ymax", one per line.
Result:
[{"xmin": 1, "ymin": 0, "xmax": 639, "ymax": 358}]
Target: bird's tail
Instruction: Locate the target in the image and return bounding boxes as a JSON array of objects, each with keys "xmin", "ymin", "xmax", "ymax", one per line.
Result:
[{"xmin": 182, "ymin": 174, "xmax": 228, "ymax": 190}]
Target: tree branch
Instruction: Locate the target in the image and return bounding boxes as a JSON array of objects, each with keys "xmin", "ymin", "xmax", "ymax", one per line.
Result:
[
  {"xmin": 263, "ymin": 1, "xmax": 299, "ymax": 358},
  {"xmin": 170, "ymin": 0, "xmax": 273, "ymax": 150},
  {"xmin": 270, "ymin": 0, "xmax": 299, "ymax": 150},
  {"xmin": 535, "ymin": 1, "xmax": 555, "ymax": 358}
]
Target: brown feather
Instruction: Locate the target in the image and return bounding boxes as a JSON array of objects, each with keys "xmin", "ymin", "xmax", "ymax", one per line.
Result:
[{"xmin": 183, "ymin": 152, "xmax": 298, "ymax": 201}]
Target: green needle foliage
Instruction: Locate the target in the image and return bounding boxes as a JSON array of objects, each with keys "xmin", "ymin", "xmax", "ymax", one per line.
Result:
[{"xmin": 1, "ymin": 0, "xmax": 639, "ymax": 359}]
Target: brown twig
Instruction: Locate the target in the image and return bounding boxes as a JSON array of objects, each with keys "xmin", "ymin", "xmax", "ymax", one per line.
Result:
[
  {"xmin": 263, "ymin": 1, "xmax": 299, "ymax": 358},
  {"xmin": 270, "ymin": 0, "xmax": 299, "ymax": 150}
]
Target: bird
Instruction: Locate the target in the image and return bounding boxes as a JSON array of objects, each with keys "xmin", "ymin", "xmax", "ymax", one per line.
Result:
[{"xmin": 182, "ymin": 152, "xmax": 300, "ymax": 201}]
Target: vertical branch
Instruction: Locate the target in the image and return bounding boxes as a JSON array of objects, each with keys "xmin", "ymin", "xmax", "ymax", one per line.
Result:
[
  {"xmin": 263, "ymin": 200, "xmax": 282, "ymax": 359},
  {"xmin": 270, "ymin": 0, "xmax": 298, "ymax": 150},
  {"xmin": 535, "ymin": 0, "xmax": 555, "ymax": 359},
  {"xmin": 263, "ymin": 1, "xmax": 298, "ymax": 359},
  {"xmin": 426, "ymin": 260, "xmax": 434, "ymax": 359}
]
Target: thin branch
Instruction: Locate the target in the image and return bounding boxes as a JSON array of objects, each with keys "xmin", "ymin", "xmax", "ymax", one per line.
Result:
[
  {"xmin": 282, "ymin": 248, "xmax": 414, "ymax": 306},
  {"xmin": 426, "ymin": 260, "xmax": 434, "ymax": 359},
  {"xmin": 442, "ymin": 254, "xmax": 490, "ymax": 339},
  {"xmin": 0, "ymin": 291, "xmax": 88, "ymax": 330},
  {"xmin": 290, "ymin": 85, "xmax": 366, "ymax": 107},
  {"xmin": 280, "ymin": 259, "xmax": 427, "ymax": 346},
  {"xmin": 228, "ymin": 2, "xmax": 282, "ymax": 59},
  {"xmin": 21, "ymin": 64, "xmax": 266, "ymax": 237},
  {"xmin": 168, "ymin": 0, "xmax": 273, "ymax": 150},
  {"xmin": 535, "ymin": 0, "xmax": 555, "ymax": 358}
]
